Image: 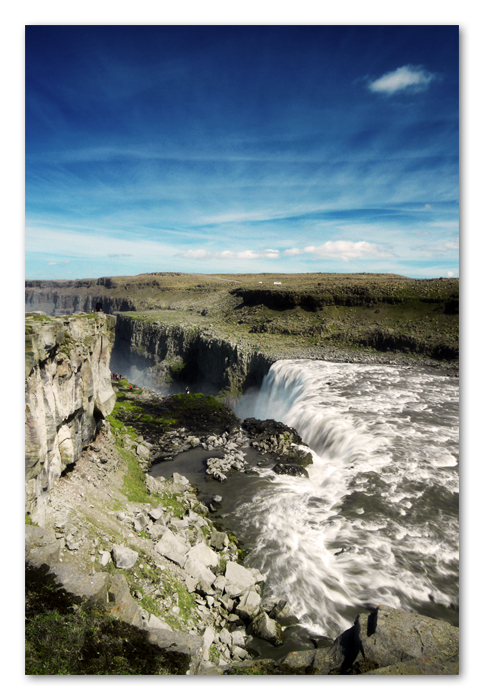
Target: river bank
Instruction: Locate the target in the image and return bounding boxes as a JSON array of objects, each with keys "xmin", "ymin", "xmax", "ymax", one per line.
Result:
[{"xmin": 26, "ymin": 379, "xmax": 459, "ymax": 674}]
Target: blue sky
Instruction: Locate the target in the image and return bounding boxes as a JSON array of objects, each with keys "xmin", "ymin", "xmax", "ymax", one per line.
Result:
[{"xmin": 25, "ymin": 24, "xmax": 459, "ymax": 280}]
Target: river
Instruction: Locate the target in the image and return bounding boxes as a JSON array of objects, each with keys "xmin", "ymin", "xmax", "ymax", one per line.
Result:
[
  {"xmin": 230, "ymin": 359, "xmax": 459, "ymax": 638},
  {"xmin": 153, "ymin": 358, "xmax": 459, "ymax": 641}
]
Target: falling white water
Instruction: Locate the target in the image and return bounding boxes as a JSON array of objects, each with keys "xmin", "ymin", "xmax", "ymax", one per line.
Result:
[{"xmin": 234, "ymin": 360, "xmax": 459, "ymax": 638}]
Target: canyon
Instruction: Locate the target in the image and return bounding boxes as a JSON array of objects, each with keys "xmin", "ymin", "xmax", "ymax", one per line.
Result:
[{"xmin": 24, "ymin": 272, "xmax": 459, "ymax": 675}]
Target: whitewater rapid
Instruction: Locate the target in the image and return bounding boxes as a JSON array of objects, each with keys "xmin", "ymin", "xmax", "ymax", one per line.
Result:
[{"xmin": 233, "ymin": 359, "xmax": 459, "ymax": 638}]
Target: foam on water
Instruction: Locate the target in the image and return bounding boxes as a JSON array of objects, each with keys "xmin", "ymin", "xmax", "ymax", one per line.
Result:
[{"xmin": 234, "ymin": 360, "xmax": 459, "ymax": 637}]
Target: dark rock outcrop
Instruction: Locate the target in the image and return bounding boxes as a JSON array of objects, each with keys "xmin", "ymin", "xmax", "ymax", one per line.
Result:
[{"xmin": 242, "ymin": 417, "xmax": 313, "ymax": 472}]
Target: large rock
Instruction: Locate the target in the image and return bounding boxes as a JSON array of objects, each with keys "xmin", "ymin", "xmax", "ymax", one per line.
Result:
[
  {"xmin": 224, "ymin": 560, "xmax": 257, "ymax": 596},
  {"xmin": 312, "ymin": 605, "xmax": 459, "ymax": 675},
  {"xmin": 155, "ymin": 529, "xmax": 190, "ymax": 566},
  {"xmin": 146, "ymin": 628, "xmax": 203, "ymax": 675},
  {"xmin": 210, "ymin": 530, "xmax": 229, "ymax": 551},
  {"xmin": 111, "ymin": 544, "xmax": 139, "ymax": 570},
  {"xmin": 25, "ymin": 524, "xmax": 60, "ymax": 567},
  {"xmin": 49, "ymin": 562, "xmax": 110, "ymax": 611},
  {"xmin": 201, "ymin": 626, "xmax": 216, "ymax": 661},
  {"xmin": 185, "ymin": 542, "xmax": 219, "ymax": 570},
  {"xmin": 235, "ymin": 587, "xmax": 262, "ymax": 623},
  {"xmin": 107, "ymin": 573, "xmax": 142, "ymax": 626},
  {"xmin": 279, "ymin": 649, "xmax": 316, "ymax": 675},
  {"xmin": 184, "ymin": 558, "xmax": 216, "ymax": 587},
  {"xmin": 248, "ymin": 611, "xmax": 284, "ymax": 646}
]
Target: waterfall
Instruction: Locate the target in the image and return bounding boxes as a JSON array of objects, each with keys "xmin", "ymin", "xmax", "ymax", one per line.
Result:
[{"xmin": 234, "ymin": 360, "xmax": 459, "ymax": 637}]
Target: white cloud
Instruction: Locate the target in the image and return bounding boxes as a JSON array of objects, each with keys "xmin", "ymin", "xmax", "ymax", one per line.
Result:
[
  {"xmin": 284, "ymin": 240, "xmax": 391, "ymax": 262},
  {"xmin": 368, "ymin": 65, "xmax": 436, "ymax": 95},
  {"xmin": 182, "ymin": 248, "xmax": 280, "ymax": 260},
  {"xmin": 182, "ymin": 249, "xmax": 209, "ymax": 259},
  {"xmin": 447, "ymin": 271, "xmax": 455, "ymax": 277},
  {"xmin": 182, "ymin": 241, "xmax": 391, "ymax": 263}
]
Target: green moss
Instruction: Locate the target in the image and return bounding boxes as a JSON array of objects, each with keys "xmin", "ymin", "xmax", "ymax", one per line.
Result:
[
  {"xmin": 120, "ymin": 446, "xmax": 155, "ymax": 504},
  {"xmin": 158, "ymin": 492, "xmax": 186, "ymax": 518},
  {"xmin": 160, "ymin": 574, "xmax": 197, "ymax": 630}
]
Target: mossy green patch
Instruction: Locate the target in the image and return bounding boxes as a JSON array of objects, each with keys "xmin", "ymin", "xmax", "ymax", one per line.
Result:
[{"xmin": 119, "ymin": 445, "xmax": 157, "ymax": 505}]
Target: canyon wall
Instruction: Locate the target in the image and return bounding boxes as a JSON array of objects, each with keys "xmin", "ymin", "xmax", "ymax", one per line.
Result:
[
  {"xmin": 25, "ymin": 280, "xmax": 136, "ymax": 316},
  {"xmin": 25, "ymin": 312, "xmax": 117, "ymax": 525},
  {"xmin": 111, "ymin": 315, "xmax": 272, "ymax": 396}
]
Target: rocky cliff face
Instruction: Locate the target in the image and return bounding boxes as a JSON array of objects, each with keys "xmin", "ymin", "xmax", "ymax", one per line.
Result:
[
  {"xmin": 111, "ymin": 315, "xmax": 272, "ymax": 396},
  {"xmin": 25, "ymin": 280, "xmax": 136, "ymax": 316},
  {"xmin": 25, "ymin": 312, "xmax": 117, "ymax": 525}
]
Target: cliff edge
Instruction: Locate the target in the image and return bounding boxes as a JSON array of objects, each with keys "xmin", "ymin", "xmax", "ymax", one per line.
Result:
[{"xmin": 25, "ymin": 312, "xmax": 117, "ymax": 525}]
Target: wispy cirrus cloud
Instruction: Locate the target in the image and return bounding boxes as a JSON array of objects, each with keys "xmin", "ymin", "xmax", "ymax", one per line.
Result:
[{"xmin": 368, "ymin": 65, "xmax": 437, "ymax": 95}]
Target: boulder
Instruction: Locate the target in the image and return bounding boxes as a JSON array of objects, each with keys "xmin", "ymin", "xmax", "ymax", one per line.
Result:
[
  {"xmin": 99, "ymin": 550, "xmax": 111, "ymax": 566},
  {"xmin": 210, "ymin": 530, "xmax": 229, "ymax": 551},
  {"xmin": 213, "ymin": 575, "xmax": 226, "ymax": 592},
  {"xmin": 145, "ymin": 474, "xmax": 165, "ymax": 495},
  {"xmin": 49, "ymin": 562, "xmax": 110, "ymax": 612},
  {"xmin": 248, "ymin": 611, "xmax": 284, "ymax": 646},
  {"xmin": 202, "ymin": 626, "xmax": 216, "ymax": 661},
  {"xmin": 107, "ymin": 573, "xmax": 142, "ymax": 626},
  {"xmin": 146, "ymin": 628, "xmax": 203, "ymax": 675},
  {"xmin": 224, "ymin": 560, "xmax": 257, "ymax": 596},
  {"xmin": 111, "ymin": 544, "xmax": 139, "ymax": 570},
  {"xmin": 184, "ymin": 558, "xmax": 216, "ymax": 587},
  {"xmin": 219, "ymin": 628, "xmax": 232, "ymax": 647},
  {"xmin": 136, "ymin": 443, "xmax": 150, "ymax": 461},
  {"xmin": 357, "ymin": 606, "xmax": 458, "ymax": 670},
  {"xmin": 25, "ymin": 525, "xmax": 60, "ymax": 567},
  {"xmin": 279, "ymin": 649, "xmax": 317, "ymax": 674},
  {"xmin": 312, "ymin": 606, "xmax": 459, "ymax": 675},
  {"xmin": 172, "ymin": 472, "xmax": 191, "ymax": 491},
  {"xmin": 273, "ymin": 463, "xmax": 309, "ymax": 478},
  {"xmin": 235, "ymin": 587, "xmax": 262, "ymax": 623},
  {"xmin": 148, "ymin": 506, "xmax": 165, "ymax": 521},
  {"xmin": 155, "ymin": 530, "xmax": 190, "ymax": 567},
  {"xmin": 145, "ymin": 614, "xmax": 172, "ymax": 631},
  {"xmin": 147, "ymin": 522, "xmax": 167, "ymax": 539},
  {"xmin": 186, "ymin": 542, "xmax": 219, "ymax": 570},
  {"xmin": 231, "ymin": 629, "xmax": 247, "ymax": 648},
  {"xmin": 268, "ymin": 598, "xmax": 298, "ymax": 625}
]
